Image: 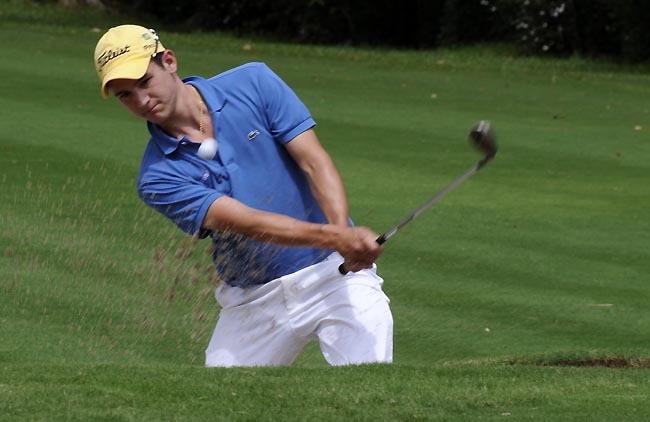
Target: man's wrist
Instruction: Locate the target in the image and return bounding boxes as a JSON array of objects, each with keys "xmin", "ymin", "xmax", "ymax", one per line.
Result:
[{"xmin": 319, "ymin": 223, "xmax": 346, "ymax": 251}]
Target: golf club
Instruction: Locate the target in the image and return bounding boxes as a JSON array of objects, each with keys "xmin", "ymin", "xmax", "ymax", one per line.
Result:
[{"xmin": 338, "ymin": 120, "xmax": 497, "ymax": 275}]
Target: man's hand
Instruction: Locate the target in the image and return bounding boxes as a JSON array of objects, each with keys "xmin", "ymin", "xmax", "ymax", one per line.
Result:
[{"xmin": 337, "ymin": 226, "xmax": 383, "ymax": 273}]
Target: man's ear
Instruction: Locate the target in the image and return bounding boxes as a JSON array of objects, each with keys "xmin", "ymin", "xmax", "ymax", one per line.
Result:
[{"xmin": 161, "ymin": 49, "xmax": 178, "ymax": 73}]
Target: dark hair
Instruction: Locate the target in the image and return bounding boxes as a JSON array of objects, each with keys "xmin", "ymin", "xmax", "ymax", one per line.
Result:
[{"xmin": 151, "ymin": 53, "xmax": 164, "ymax": 67}]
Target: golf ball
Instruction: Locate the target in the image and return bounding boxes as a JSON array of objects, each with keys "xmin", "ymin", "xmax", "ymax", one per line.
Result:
[{"xmin": 197, "ymin": 137, "xmax": 218, "ymax": 160}]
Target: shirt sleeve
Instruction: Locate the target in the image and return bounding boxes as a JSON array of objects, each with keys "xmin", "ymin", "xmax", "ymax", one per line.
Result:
[
  {"xmin": 254, "ymin": 63, "xmax": 316, "ymax": 144},
  {"xmin": 137, "ymin": 165, "xmax": 224, "ymax": 238}
]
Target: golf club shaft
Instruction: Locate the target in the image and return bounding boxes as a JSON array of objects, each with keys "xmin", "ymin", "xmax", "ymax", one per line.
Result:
[
  {"xmin": 338, "ymin": 158, "xmax": 490, "ymax": 275},
  {"xmin": 378, "ymin": 162, "xmax": 481, "ymax": 243}
]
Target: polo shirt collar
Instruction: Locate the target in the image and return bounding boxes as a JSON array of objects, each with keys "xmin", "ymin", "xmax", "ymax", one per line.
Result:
[{"xmin": 147, "ymin": 76, "xmax": 227, "ymax": 156}]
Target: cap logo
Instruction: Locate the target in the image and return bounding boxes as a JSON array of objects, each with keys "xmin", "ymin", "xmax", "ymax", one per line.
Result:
[{"xmin": 96, "ymin": 45, "xmax": 131, "ymax": 71}]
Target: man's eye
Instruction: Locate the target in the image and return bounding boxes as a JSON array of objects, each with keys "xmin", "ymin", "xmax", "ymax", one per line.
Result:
[{"xmin": 140, "ymin": 77, "xmax": 151, "ymax": 87}]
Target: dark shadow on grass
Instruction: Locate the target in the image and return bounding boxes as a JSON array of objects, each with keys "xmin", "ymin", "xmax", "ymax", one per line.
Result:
[{"xmin": 509, "ymin": 353, "xmax": 650, "ymax": 369}]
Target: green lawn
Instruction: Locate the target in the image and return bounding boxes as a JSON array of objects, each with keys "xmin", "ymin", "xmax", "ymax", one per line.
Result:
[{"xmin": 1, "ymin": 1, "xmax": 649, "ymax": 420}]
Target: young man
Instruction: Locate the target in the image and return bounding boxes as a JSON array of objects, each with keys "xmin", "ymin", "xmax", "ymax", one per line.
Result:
[{"xmin": 94, "ymin": 25, "xmax": 393, "ymax": 367}]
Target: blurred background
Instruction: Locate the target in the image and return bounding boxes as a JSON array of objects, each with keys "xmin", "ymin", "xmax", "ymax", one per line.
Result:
[{"xmin": 42, "ymin": 0, "xmax": 650, "ymax": 62}]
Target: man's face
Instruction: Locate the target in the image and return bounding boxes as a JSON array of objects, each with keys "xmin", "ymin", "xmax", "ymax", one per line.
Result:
[{"xmin": 109, "ymin": 54, "xmax": 177, "ymax": 124}]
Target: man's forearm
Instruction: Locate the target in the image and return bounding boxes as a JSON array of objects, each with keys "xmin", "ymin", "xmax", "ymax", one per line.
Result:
[
  {"xmin": 285, "ymin": 129, "xmax": 350, "ymax": 227},
  {"xmin": 202, "ymin": 196, "xmax": 344, "ymax": 249}
]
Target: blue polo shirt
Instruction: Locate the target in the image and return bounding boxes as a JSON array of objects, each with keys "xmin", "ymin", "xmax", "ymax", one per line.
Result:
[{"xmin": 137, "ymin": 62, "xmax": 334, "ymax": 287}]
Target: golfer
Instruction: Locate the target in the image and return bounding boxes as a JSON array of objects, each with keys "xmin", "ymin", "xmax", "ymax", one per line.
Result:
[{"xmin": 94, "ymin": 25, "xmax": 393, "ymax": 367}]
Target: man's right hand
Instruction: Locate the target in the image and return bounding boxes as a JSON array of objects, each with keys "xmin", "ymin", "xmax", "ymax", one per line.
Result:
[{"xmin": 337, "ymin": 226, "xmax": 383, "ymax": 273}]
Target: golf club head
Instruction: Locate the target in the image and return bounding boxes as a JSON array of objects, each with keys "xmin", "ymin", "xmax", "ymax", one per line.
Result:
[{"xmin": 468, "ymin": 120, "xmax": 497, "ymax": 168}]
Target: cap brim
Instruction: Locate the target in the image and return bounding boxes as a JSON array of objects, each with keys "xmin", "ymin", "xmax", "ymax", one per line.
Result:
[{"xmin": 100, "ymin": 55, "xmax": 151, "ymax": 98}]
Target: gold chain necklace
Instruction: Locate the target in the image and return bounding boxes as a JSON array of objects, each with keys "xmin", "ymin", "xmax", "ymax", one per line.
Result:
[{"xmin": 190, "ymin": 85, "xmax": 204, "ymax": 135}]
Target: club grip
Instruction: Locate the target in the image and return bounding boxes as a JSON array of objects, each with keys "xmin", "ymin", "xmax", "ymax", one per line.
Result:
[{"xmin": 337, "ymin": 235, "xmax": 385, "ymax": 275}]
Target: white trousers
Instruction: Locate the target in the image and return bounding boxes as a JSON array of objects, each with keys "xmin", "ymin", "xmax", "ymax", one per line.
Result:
[{"xmin": 205, "ymin": 253, "xmax": 393, "ymax": 367}]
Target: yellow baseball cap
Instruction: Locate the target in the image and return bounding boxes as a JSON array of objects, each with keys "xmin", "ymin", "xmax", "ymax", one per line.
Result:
[{"xmin": 94, "ymin": 24, "xmax": 166, "ymax": 98}]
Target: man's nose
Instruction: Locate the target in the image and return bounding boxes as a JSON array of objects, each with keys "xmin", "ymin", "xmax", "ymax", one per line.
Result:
[{"xmin": 135, "ymin": 89, "xmax": 150, "ymax": 107}]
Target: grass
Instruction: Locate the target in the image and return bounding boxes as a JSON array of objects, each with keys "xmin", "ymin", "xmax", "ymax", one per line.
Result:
[
  {"xmin": 1, "ymin": 1, "xmax": 650, "ymax": 420},
  {"xmin": 3, "ymin": 364, "xmax": 650, "ymax": 421}
]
